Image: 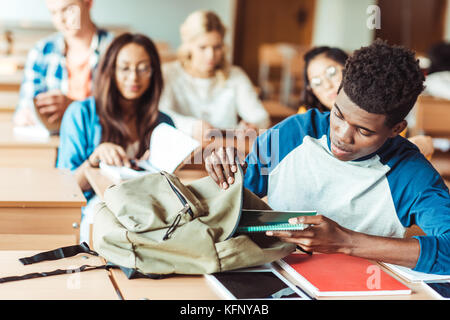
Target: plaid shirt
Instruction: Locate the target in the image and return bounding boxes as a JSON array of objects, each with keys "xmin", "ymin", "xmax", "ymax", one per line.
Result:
[{"xmin": 16, "ymin": 28, "xmax": 113, "ymax": 116}]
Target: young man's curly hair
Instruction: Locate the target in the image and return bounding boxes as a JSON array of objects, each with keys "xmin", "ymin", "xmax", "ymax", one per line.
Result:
[{"xmin": 341, "ymin": 39, "xmax": 425, "ymax": 127}]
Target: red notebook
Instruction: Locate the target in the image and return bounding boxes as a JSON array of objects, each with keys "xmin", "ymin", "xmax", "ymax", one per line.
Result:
[{"xmin": 277, "ymin": 253, "xmax": 411, "ymax": 297}]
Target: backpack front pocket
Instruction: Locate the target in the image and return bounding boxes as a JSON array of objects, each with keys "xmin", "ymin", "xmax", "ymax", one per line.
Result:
[{"xmin": 104, "ymin": 172, "xmax": 207, "ymax": 233}]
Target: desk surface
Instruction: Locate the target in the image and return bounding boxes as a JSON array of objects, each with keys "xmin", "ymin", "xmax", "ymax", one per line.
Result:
[
  {"xmin": 0, "ymin": 249, "xmax": 436, "ymax": 300},
  {"xmin": 110, "ymin": 269, "xmax": 220, "ymax": 300},
  {"xmin": 0, "ymin": 91, "xmax": 19, "ymax": 110},
  {"xmin": 0, "ymin": 250, "xmax": 118, "ymax": 300},
  {"xmin": 108, "ymin": 260, "xmax": 435, "ymax": 300},
  {"xmin": 0, "ymin": 167, "xmax": 86, "ymax": 207},
  {"xmin": 0, "ymin": 71, "xmax": 23, "ymax": 85},
  {"xmin": 263, "ymin": 100, "xmax": 296, "ymax": 125},
  {"xmin": 0, "ymin": 121, "xmax": 59, "ymax": 148}
]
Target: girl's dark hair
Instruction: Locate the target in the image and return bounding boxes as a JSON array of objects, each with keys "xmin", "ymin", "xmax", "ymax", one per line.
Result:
[
  {"xmin": 427, "ymin": 41, "xmax": 450, "ymax": 75},
  {"xmin": 93, "ymin": 33, "xmax": 163, "ymax": 159},
  {"xmin": 300, "ymin": 46, "xmax": 349, "ymax": 112}
]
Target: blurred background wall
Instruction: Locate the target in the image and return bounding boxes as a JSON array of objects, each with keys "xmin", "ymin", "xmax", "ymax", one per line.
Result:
[{"xmin": 0, "ymin": 0, "xmax": 448, "ymax": 96}]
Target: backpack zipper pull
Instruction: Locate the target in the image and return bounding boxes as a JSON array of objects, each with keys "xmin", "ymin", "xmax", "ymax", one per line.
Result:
[{"xmin": 162, "ymin": 204, "xmax": 191, "ymax": 241}]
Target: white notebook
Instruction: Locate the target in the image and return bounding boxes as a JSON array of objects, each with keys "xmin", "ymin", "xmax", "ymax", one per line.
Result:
[
  {"xmin": 13, "ymin": 124, "xmax": 50, "ymax": 141},
  {"xmin": 100, "ymin": 123, "xmax": 200, "ymax": 183},
  {"xmin": 381, "ymin": 263, "xmax": 450, "ymax": 283}
]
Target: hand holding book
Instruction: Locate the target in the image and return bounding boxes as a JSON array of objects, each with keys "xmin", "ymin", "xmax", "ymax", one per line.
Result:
[
  {"xmin": 88, "ymin": 142, "xmax": 131, "ymax": 168},
  {"xmin": 265, "ymin": 214, "xmax": 355, "ymax": 255},
  {"xmin": 98, "ymin": 123, "xmax": 200, "ymax": 183}
]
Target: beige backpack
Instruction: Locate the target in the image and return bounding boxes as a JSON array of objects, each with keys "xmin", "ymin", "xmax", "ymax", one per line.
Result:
[{"xmin": 92, "ymin": 165, "xmax": 295, "ymax": 276}]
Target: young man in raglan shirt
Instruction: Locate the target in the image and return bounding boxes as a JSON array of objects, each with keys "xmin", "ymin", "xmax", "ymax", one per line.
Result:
[{"xmin": 205, "ymin": 39, "xmax": 450, "ymax": 275}]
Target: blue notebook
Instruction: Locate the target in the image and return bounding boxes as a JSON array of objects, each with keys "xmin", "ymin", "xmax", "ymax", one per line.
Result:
[{"xmin": 236, "ymin": 209, "xmax": 317, "ymax": 233}]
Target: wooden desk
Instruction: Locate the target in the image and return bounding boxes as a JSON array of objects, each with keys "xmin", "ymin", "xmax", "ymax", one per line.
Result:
[
  {"xmin": 0, "ymin": 71, "xmax": 23, "ymax": 91},
  {"xmin": 110, "ymin": 269, "xmax": 219, "ymax": 300},
  {"xmin": 263, "ymin": 100, "xmax": 296, "ymax": 126},
  {"xmin": 107, "ymin": 260, "xmax": 435, "ymax": 300},
  {"xmin": 415, "ymin": 95, "xmax": 450, "ymax": 136},
  {"xmin": 0, "ymin": 168, "xmax": 86, "ymax": 249},
  {"xmin": 0, "ymin": 121, "xmax": 59, "ymax": 168},
  {"xmin": 0, "ymin": 250, "xmax": 118, "ymax": 300},
  {"xmin": 0, "ymin": 91, "xmax": 19, "ymax": 121}
]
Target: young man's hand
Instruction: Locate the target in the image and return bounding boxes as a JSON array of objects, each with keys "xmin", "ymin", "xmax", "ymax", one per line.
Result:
[
  {"xmin": 266, "ymin": 215, "xmax": 355, "ymax": 254},
  {"xmin": 35, "ymin": 89, "xmax": 73, "ymax": 124},
  {"xmin": 204, "ymin": 147, "xmax": 247, "ymax": 189}
]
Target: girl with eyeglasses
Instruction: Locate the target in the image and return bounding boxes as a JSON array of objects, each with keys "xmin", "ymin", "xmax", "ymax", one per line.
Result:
[
  {"xmin": 56, "ymin": 33, "xmax": 174, "ymax": 242},
  {"xmin": 298, "ymin": 46, "xmax": 434, "ymax": 158}
]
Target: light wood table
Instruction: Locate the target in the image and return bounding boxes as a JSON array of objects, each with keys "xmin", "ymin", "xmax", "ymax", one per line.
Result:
[
  {"xmin": 0, "ymin": 168, "xmax": 86, "ymax": 249},
  {"xmin": 263, "ymin": 99, "xmax": 297, "ymax": 125},
  {"xmin": 110, "ymin": 269, "xmax": 220, "ymax": 300},
  {"xmin": 108, "ymin": 259, "xmax": 435, "ymax": 300},
  {"xmin": 0, "ymin": 121, "xmax": 59, "ymax": 168},
  {"xmin": 0, "ymin": 250, "xmax": 118, "ymax": 300},
  {"xmin": 415, "ymin": 95, "xmax": 450, "ymax": 136},
  {"xmin": 0, "ymin": 91, "xmax": 19, "ymax": 121},
  {"xmin": 0, "ymin": 71, "xmax": 23, "ymax": 91}
]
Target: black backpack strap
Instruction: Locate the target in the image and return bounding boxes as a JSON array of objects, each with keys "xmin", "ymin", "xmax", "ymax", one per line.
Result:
[
  {"xmin": 0, "ymin": 242, "xmax": 163, "ymax": 285},
  {"xmin": 0, "ymin": 243, "xmax": 115, "ymax": 285},
  {"xmin": 0, "ymin": 264, "xmax": 112, "ymax": 284},
  {"xmin": 19, "ymin": 242, "xmax": 98, "ymax": 266}
]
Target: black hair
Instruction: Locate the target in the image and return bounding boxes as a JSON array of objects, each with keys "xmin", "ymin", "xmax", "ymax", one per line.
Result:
[
  {"xmin": 300, "ymin": 46, "xmax": 349, "ymax": 112},
  {"xmin": 340, "ymin": 39, "xmax": 425, "ymax": 127},
  {"xmin": 427, "ymin": 41, "xmax": 450, "ymax": 74}
]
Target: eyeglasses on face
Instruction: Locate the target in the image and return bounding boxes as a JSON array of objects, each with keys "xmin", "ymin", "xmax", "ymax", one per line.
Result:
[
  {"xmin": 116, "ymin": 64, "xmax": 153, "ymax": 77},
  {"xmin": 309, "ymin": 66, "xmax": 339, "ymax": 89}
]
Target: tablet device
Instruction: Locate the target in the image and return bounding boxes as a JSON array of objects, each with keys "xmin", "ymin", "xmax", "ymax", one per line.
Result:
[
  {"xmin": 424, "ymin": 280, "xmax": 450, "ymax": 300},
  {"xmin": 206, "ymin": 267, "xmax": 313, "ymax": 300}
]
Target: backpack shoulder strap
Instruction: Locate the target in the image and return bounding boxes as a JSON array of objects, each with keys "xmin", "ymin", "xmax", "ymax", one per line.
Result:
[
  {"xmin": 0, "ymin": 264, "xmax": 111, "ymax": 284},
  {"xmin": 19, "ymin": 242, "xmax": 98, "ymax": 265},
  {"xmin": 0, "ymin": 243, "xmax": 110, "ymax": 285}
]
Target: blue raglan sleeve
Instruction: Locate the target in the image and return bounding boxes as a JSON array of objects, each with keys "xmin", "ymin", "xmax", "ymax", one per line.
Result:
[
  {"xmin": 243, "ymin": 129, "xmax": 273, "ymax": 198},
  {"xmin": 387, "ymin": 147, "xmax": 450, "ymax": 275},
  {"xmin": 409, "ymin": 165, "xmax": 450, "ymax": 275}
]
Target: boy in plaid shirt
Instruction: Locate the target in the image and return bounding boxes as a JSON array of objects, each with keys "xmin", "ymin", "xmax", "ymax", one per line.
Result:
[{"xmin": 14, "ymin": 0, "xmax": 113, "ymax": 129}]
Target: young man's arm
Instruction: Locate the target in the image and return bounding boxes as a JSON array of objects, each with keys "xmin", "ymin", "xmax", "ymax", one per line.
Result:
[
  {"xmin": 268, "ymin": 155, "xmax": 450, "ymax": 275},
  {"xmin": 266, "ymin": 215, "xmax": 421, "ymax": 268}
]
